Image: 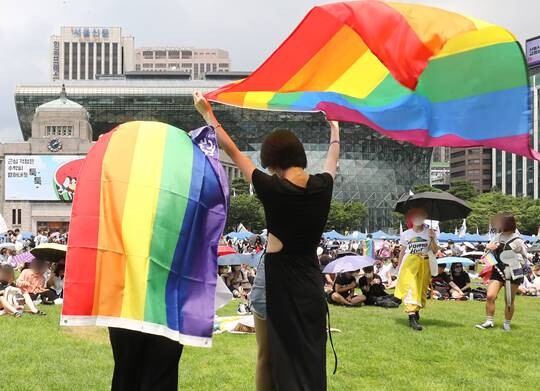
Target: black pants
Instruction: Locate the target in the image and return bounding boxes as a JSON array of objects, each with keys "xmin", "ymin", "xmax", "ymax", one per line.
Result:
[{"xmin": 109, "ymin": 328, "xmax": 184, "ymax": 391}]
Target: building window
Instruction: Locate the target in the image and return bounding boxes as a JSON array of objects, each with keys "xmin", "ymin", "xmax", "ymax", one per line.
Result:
[
  {"xmin": 112, "ymin": 42, "xmax": 118, "ymax": 75},
  {"xmin": 135, "ymin": 64, "xmax": 141, "ymax": 71},
  {"xmin": 96, "ymin": 42, "xmax": 102, "ymax": 75},
  {"xmin": 142, "ymin": 50, "xmax": 153, "ymax": 59},
  {"xmin": 64, "ymin": 42, "xmax": 70, "ymax": 80},
  {"xmin": 181, "ymin": 63, "xmax": 192, "ymax": 68},
  {"xmin": 181, "ymin": 50, "xmax": 192, "ymax": 59},
  {"xmin": 212, "ymin": 63, "xmax": 217, "ymax": 72},
  {"xmin": 155, "ymin": 50, "xmax": 166, "ymax": 59},
  {"xmin": 71, "ymin": 42, "xmax": 78, "ymax": 79},
  {"xmin": 218, "ymin": 63, "xmax": 229, "ymax": 68},
  {"xmin": 104, "ymin": 42, "xmax": 110, "ymax": 75},
  {"xmin": 155, "ymin": 63, "xmax": 167, "ymax": 69},
  {"xmin": 80, "ymin": 42, "xmax": 86, "ymax": 79},
  {"xmin": 168, "ymin": 50, "xmax": 180, "ymax": 59},
  {"xmin": 142, "ymin": 63, "xmax": 153, "ymax": 68},
  {"xmin": 46, "ymin": 125, "xmax": 73, "ymax": 137},
  {"xmin": 88, "ymin": 43, "xmax": 94, "ymax": 79},
  {"xmin": 12, "ymin": 209, "xmax": 21, "ymax": 225},
  {"xmin": 451, "ymin": 151, "xmax": 465, "ymax": 158}
]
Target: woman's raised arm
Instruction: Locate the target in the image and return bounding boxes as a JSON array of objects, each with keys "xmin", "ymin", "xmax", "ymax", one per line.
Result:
[
  {"xmin": 193, "ymin": 91, "xmax": 256, "ymax": 183},
  {"xmin": 323, "ymin": 120, "xmax": 340, "ymax": 178}
]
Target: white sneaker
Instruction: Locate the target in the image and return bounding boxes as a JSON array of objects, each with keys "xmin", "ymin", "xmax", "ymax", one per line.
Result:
[
  {"xmin": 475, "ymin": 321, "xmax": 494, "ymax": 330},
  {"xmin": 502, "ymin": 323, "xmax": 511, "ymax": 331}
]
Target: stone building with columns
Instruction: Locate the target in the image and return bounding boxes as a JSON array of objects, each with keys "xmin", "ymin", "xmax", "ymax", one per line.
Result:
[{"xmin": 1, "ymin": 86, "xmax": 93, "ymax": 232}]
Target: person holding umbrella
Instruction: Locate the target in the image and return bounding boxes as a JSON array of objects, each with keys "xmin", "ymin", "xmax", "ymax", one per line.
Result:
[
  {"xmin": 394, "ymin": 190, "xmax": 472, "ymax": 331},
  {"xmin": 395, "ymin": 207, "xmax": 438, "ymax": 330}
]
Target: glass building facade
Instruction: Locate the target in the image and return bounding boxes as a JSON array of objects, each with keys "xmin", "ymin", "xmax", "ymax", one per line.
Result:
[{"xmin": 14, "ymin": 82, "xmax": 432, "ymax": 230}]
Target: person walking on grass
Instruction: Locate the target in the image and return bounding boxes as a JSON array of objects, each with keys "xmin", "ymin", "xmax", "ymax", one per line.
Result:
[
  {"xmin": 476, "ymin": 214, "xmax": 527, "ymax": 331},
  {"xmin": 394, "ymin": 208, "xmax": 438, "ymax": 331}
]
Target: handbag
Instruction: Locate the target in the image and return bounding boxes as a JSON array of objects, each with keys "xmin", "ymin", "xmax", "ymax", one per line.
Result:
[{"xmin": 499, "ymin": 237, "xmax": 524, "ymax": 281}]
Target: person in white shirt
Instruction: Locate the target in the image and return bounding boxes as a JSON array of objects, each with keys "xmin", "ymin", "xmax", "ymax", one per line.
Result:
[
  {"xmin": 379, "ymin": 257, "xmax": 400, "ymax": 288},
  {"xmin": 395, "ymin": 207, "xmax": 438, "ymax": 331}
]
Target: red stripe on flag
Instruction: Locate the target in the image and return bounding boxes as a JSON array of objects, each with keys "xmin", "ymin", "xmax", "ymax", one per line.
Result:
[
  {"xmin": 62, "ymin": 131, "xmax": 114, "ymax": 316},
  {"xmin": 320, "ymin": 1, "xmax": 433, "ymax": 89},
  {"xmin": 220, "ymin": 6, "xmax": 343, "ymax": 92}
]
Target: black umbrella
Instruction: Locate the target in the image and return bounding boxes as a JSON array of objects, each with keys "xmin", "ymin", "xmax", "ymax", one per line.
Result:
[{"xmin": 394, "ymin": 191, "xmax": 471, "ymax": 222}]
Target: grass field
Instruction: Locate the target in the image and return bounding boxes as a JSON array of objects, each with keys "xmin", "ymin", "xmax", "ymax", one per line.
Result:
[{"xmin": 1, "ymin": 296, "xmax": 539, "ymax": 391}]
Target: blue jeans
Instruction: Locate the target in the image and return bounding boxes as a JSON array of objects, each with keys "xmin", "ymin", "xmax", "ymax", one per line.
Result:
[{"xmin": 249, "ymin": 255, "xmax": 266, "ymax": 319}]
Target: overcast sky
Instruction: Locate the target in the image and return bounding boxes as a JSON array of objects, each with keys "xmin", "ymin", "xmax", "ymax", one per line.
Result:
[{"xmin": 1, "ymin": 0, "xmax": 538, "ymax": 142}]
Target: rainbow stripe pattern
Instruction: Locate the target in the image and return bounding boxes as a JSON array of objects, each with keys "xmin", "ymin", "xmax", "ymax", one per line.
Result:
[
  {"xmin": 207, "ymin": 1, "xmax": 538, "ymax": 160},
  {"xmin": 61, "ymin": 122, "xmax": 229, "ymax": 347},
  {"xmin": 364, "ymin": 239, "xmax": 375, "ymax": 258},
  {"xmin": 481, "ymin": 252, "xmax": 498, "ymax": 267}
]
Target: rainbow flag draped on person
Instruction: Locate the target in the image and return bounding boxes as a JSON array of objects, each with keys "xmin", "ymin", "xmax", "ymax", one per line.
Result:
[
  {"xmin": 61, "ymin": 122, "xmax": 229, "ymax": 347},
  {"xmin": 207, "ymin": 0, "xmax": 538, "ymax": 160},
  {"xmin": 363, "ymin": 238, "xmax": 375, "ymax": 258}
]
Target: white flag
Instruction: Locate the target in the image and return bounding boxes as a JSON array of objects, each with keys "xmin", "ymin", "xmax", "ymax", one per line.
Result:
[{"xmin": 459, "ymin": 219, "xmax": 467, "ymax": 238}]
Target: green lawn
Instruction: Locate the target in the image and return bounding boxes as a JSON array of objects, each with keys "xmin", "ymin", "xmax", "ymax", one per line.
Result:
[{"xmin": 1, "ymin": 297, "xmax": 539, "ymax": 391}]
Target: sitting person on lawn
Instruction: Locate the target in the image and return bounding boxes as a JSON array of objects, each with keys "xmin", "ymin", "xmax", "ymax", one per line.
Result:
[
  {"xmin": 0, "ymin": 264, "xmax": 44, "ymax": 316},
  {"xmin": 379, "ymin": 257, "xmax": 400, "ymax": 289},
  {"xmin": 16, "ymin": 259, "xmax": 48, "ymax": 301},
  {"xmin": 450, "ymin": 263, "xmax": 471, "ymax": 294},
  {"xmin": 432, "ymin": 264, "xmax": 465, "ymax": 300},
  {"xmin": 358, "ymin": 266, "xmax": 387, "ymax": 304},
  {"xmin": 328, "ymin": 271, "xmax": 365, "ymax": 306}
]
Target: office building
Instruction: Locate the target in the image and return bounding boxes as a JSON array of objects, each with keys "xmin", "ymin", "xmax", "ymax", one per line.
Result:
[
  {"xmin": 134, "ymin": 47, "xmax": 230, "ymax": 79},
  {"xmin": 450, "ymin": 147, "xmax": 492, "ymax": 192},
  {"xmin": 491, "ymin": 36, "xmax": 540, "ymax": 197},
  {"xmin": 49, "ymin": 26, "xmax": 135, "ymax": 81}
]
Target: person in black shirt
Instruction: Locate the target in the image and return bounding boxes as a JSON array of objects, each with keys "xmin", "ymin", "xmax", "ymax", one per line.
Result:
[
  {"xmin": 194, "ymin": 92, "xmax": 340, "ymax": 391},
  {"xmin": 357, "ymin": 266, "xmax": 388, "ymax": 305},
  {"xmin": 432, "ymin": 264, "xmax": 465, "ymax": 299},
  {"xmin": 329, "ymin": 272, "xmax": 365, "ymax": 306},
  {"xmin": 450, "ymin": 263, "xmax": 471, "ymax": 293}
]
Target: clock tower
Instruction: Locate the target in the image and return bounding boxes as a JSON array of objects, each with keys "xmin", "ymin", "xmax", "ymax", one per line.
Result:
[{"xmin": 30, "ymin": 84, "xmax": 93, "ymax": 151}]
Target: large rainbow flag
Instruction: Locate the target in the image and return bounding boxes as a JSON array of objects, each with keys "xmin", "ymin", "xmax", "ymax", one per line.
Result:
[
  {"xmin": 207, "ymin": 0, "xmax": 539, "ymax": 160},
  {"xmin": 61, "ymin": 122, "xmax": 229, "ymax": 347}
]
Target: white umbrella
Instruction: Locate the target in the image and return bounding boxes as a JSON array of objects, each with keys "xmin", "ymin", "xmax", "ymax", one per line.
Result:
[{"xmin": 0, "ymin": 243, "xmax": 16, "ymax": 250}]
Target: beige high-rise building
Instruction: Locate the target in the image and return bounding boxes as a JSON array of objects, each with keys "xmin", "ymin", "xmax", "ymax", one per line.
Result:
[
  {"xmin": 49, "ymin": 26, "xmax": 135, "ymax": 81},
  {"xmin": 134, "ymin": 47, "xmax": 230, "ymax": 79}
]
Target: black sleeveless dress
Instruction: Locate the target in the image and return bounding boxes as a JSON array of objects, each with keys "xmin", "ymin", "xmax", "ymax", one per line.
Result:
[{"xmin": 252, "ymin": 169, "xmax": 333, "ymax": 391}]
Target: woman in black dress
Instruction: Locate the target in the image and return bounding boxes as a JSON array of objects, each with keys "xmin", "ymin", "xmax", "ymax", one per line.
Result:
[{"xmin": 194, "ymin": 92, "xmax": 339, "ymax": 391}]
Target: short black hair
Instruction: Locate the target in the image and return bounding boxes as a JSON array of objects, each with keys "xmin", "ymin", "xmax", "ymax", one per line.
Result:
[{"xmin": 260, "ymin": 128, "xmax": 307, "ymax": 170}]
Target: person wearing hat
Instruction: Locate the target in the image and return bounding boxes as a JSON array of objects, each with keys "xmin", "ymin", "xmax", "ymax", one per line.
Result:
[{"xmin": 395, "ymin": 207, "xmax": 438, "ymax": 331}]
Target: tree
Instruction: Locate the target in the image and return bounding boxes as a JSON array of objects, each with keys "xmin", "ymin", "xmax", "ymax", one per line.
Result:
[
  {"xmin": 465, "ymin": 191, "xmax": 540, "ymax": 234},
  {"xmin": 326, "ymin": 200, "xmax": 366, "ymax": 232},
  {"xmin": 226, "ymin": 195, "xmax": 265, "ymax": 232},
  {"xmin": 231, "ymin": 177, "xmax": 250, "ymax": 196},
  {"xmin": 448, "ymin": 180, "xmax": 478, "ymax": 201},
  {"xmin": 412, "ymin": 184, "xmax": 441, "ymax": 193}
]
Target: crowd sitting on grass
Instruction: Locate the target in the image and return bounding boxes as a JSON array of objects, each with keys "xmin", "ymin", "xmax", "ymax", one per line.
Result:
[
  {"xmin": 219, "ymin": 232, "xmax": 540, "ymax": 315},
  {"xmin": 0, "ymin": 230, "xmax": 67, "ymax": 318},
  {"xmin": 3, "ymin": 228, "xmax": 540, "ymax": 319}
]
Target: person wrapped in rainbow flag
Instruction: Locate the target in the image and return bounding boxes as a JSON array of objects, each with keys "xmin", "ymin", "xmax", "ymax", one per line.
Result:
[{"xmin": 395, "ymin": 208, "xmax": 438, "ymax": 331}]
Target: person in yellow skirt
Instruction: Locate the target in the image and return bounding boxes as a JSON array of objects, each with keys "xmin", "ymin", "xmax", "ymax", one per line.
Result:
[{"xmin": 395, "ymin": 208, "xmax": 438, "ymax": 331}]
